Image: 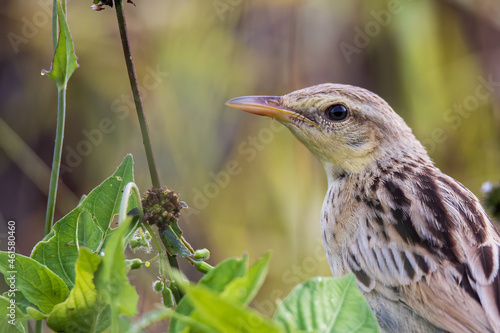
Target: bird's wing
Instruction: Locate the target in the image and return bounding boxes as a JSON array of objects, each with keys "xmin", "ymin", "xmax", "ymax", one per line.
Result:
[
  {"xmin": 436, "ymin": 174, "xmax": 500, "ymax": 332},
  {"xmin": 344, "ymin": 168, "xmax": 500, "ymax": 332}
]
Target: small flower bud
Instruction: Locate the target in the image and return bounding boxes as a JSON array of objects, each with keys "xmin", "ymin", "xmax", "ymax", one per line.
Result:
[
  {"xmin": 193, "ymin": 248, "xmax": 210, "ymax": 260},
  {"xmin": 153, "ymin": 280, "xmax": 164, "ymax": 292},
  {"xmin": 129, "ymin": 239, "xmax": 140, "ymax": 249},
  {"xmin": 125, "ymin": 258, "xmax": 144, "ymax": 270},
  {"xmin": 129, "ymin": 236, "xmax": 150, "ymax": 249},
  {"xmin": 162, "ymin": 287, "xmax": 175, "ymax": 308}
]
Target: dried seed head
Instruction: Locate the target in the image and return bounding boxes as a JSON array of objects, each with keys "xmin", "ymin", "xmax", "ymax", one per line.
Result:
[{"xmin": 141, "ymin": 187, "xmax": 183, "ymax": 229}]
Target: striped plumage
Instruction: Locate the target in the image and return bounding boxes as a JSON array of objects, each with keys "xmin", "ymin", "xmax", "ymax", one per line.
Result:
[
  {"xmin": 226, "ymin": 84, "xmax": 500, "ymax": 332},
  {"xmin": 323, "ymin": 155, "xmax": 499, "ymax": 332}
]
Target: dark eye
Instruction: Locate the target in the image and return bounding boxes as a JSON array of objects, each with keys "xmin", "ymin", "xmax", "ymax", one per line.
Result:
[{"xmin": 325, "ymin": 104, "xmax": 348, "ymax": 121}]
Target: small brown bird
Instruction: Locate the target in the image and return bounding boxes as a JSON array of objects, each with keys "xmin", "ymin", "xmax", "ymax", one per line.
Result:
[{"xmin": 226, "ymin": 84, "xmax": 500, "ymax": 333}]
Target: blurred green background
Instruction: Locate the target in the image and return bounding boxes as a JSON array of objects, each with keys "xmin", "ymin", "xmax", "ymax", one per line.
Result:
[{"xmin": 1, "ymin": 0, "xmax": 500, "ymax": 326}]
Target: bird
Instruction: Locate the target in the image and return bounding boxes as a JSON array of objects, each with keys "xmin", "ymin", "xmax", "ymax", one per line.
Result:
[{"xmin": 226, "ymin": 83, "xmax": 500, "ymax": 333}]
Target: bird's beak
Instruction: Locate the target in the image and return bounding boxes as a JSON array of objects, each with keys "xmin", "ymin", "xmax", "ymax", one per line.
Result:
[{"xmin": 225, "ymin": 95, "xmax": 319, "ymax": 128}]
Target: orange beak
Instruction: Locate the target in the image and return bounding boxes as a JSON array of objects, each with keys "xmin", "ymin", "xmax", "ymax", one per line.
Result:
[{"xmin": 225, "ymin": 95, "xmax": 319, "ymax": 128}]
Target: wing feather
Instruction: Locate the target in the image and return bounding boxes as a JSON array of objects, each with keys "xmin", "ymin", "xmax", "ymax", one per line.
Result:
[{"xmin": 344, "ymin": 169, "xmax": 500, "ymax": 332}]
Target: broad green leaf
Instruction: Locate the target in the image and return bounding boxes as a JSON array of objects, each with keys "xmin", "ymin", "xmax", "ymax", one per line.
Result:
[
  {"xmin": 79, "ymin": 155, "xmax": 135, "ymax": 232},
  {"xmin": 77, "ymin": 210, "xmax": 103, "ymax": 250},
  {"xmin": 30, "ymin": 209, "xmax": 80, "ymax": 289},
  {"xmin": 170, "ymin": 256, "xmax": 247, "ymax": 332},
  {"xmin": 185, "ymin": 284, "xmax": 283, "ymax": 333},
  {"xmin": 1, "ymin": 289, "xmax": 37, "ymax": 314},
  {"xmin": 274, "ymin": 275, "xmax": 379, "ymax": 333},
  {"xmin": 31, "ymin": 154, "xmax": 135, "ymax": 289},
  {"xmin": 199, "ymin": 255, "xmax": 247, "ymax": 291},
  {"xmin": 170, "ymin": 254, "xmax": 270, "ymax": 332},
  {"xmin": 222, "ymin": 252, "xmax": 270, "ymax": 305},
  {"xmin": 41, "ymin": 0, "xmax": 78, "ymax": 87},
  {"xmin": 0, "ymin": 252, "xmax": 68, "ymax": 313},
  {"xmin": 95, "ymin": 217, "xmax": 138, "ymax": 318},
  {"xmin": 47, "ymin": 247, "xmax": 110, "ymax": 333},
  {"xmin": 0, "ymin": 295, "xmax": 28, "ymax": 333}
]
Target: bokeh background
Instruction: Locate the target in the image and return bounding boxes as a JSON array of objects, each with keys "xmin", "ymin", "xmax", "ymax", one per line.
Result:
[{"xmin": 2, "ymin": 0, "xmax": 500, "ymax": 329}]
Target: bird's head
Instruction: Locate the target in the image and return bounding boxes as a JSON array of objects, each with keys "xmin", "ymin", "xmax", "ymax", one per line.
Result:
[{"xmin": 226, "ymin": 83, "xmax": 427, "ymax": 180}]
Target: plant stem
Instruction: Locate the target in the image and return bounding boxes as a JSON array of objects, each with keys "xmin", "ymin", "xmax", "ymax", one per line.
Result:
[
  {"xmin": 40, "ymin": 1, "xmax": 68, "ymax": 330},
  {"xmin": 52, "ymin": 0, "xmax": 57, "ymax": 51},
  {"xmin": 113, "ymin": 0, "xmax": 161, "ymax": 189},
  {"xmin": 113, "ymin": 0, "xmax": 181, "ymax": 276},
  {"xmin": 44, "ymin": 86, "xmax": 66, "ymax": 236},
  {"xmin": 119, "ymin": 182, "xmax": 143, "ymax": 222}
]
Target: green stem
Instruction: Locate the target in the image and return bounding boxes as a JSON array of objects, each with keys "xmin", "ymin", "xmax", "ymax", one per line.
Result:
[
  {"xmin": 118, "ymin": 182, "xmax": 144, "ymax": 223},
  {"xmin": 40, "ymin": 1, "xmax": 67, "ymax": 330},
  {"xmin": 52, "ymin": 0, "xmax": 57, "ymax": 51},
  {"xmin": 113, "ymin": 0, "xmax": 161, "ymax": 189},
  {"xmin": 113, "ymin": 0, "xmax": 181, "ymax": 277},
  {"xmin": 186, "ymin": 256, "xmax": 214, "ymax": 274},
  {"xmin": 44, "ymin": 85, "xmax": 66, "ymax": 235}
]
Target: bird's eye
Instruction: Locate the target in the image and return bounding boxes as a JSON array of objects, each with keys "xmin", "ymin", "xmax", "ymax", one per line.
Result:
[{"xmin": 325, "ymin": 104, "xmax": 348, "ymax": 121}]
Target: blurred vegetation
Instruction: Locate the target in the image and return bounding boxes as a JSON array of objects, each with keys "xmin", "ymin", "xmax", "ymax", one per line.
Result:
[
  {"xmin": 483, "ymin": 182, "xmax": 500, "ymax": 221},
  {"xmin": 1, "ymin": 0, "xmax": 500, "ymax": 325}
]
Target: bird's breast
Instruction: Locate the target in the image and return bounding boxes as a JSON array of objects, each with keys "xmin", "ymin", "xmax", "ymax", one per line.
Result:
[{"xmin": 321, "ymin": 183, "xmax": 360, "ymax": 277}]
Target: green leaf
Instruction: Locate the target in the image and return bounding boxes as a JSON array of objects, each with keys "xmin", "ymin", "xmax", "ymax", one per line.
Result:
[
  {"xmin": 31, "ymin": 154, "xmax": 135, "ymax": 289},
  {"xmin": 26, "ymin": 307, "xmax": 46, "ymax": 320},
  {"xmin": 159, "ymin": 221, "xmax": 193, "ymax": 257},
  {"xmin": 1, "ymin": 289, "xmax": 37, "ymax": 315},
  {"xmin": 30, "ymin": 209, "xmax": 80, "ymax": 289},
  {"xmin": 170, "ymin": 254, "xmax": 271, "ymax": 332},
  {"xmin": 79, "ymin": 155, "xmax": 135, "ymax": 232},
  {"xmin": 222, "ymin": 252, "xmax": 270, "ymax": 305},
  {"xmin": 185, "ymin": 284, "xmax": 283, "ymax": 333},
  {"xmin": 0, "ymin": 295, "xmax": 28, "ymax": 333},
  {"xmin": 169, "ymin": 256, "xmax": 247, "ymax": 332},
  {"xmin": 274, "ymin": 275, "xmax": 379, "ymax": 333},
  {"xmin": 95, "ymin": 217, "xmax": 138, "ymax": 322},
  {"xmin": 41, "ymin": 0, "xmax": 78, "ymax": 87},
  {"xmin": 0, "ymin": 252, "xmax": 69, "ymax": 313},
  {"xmin": 199, "ymin": 255, "xmax": 247, "ymax": 291},
  {"xmin": 125, "ymin": 307, "xmax": 188, "ymax": 333},
  {"xmin": 77, "ymin": 210, "xmax": 103, "ymax": 250},
  {"xmin": 47, "ymin": 247, "xmax": 110, "ymax": 333}
]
